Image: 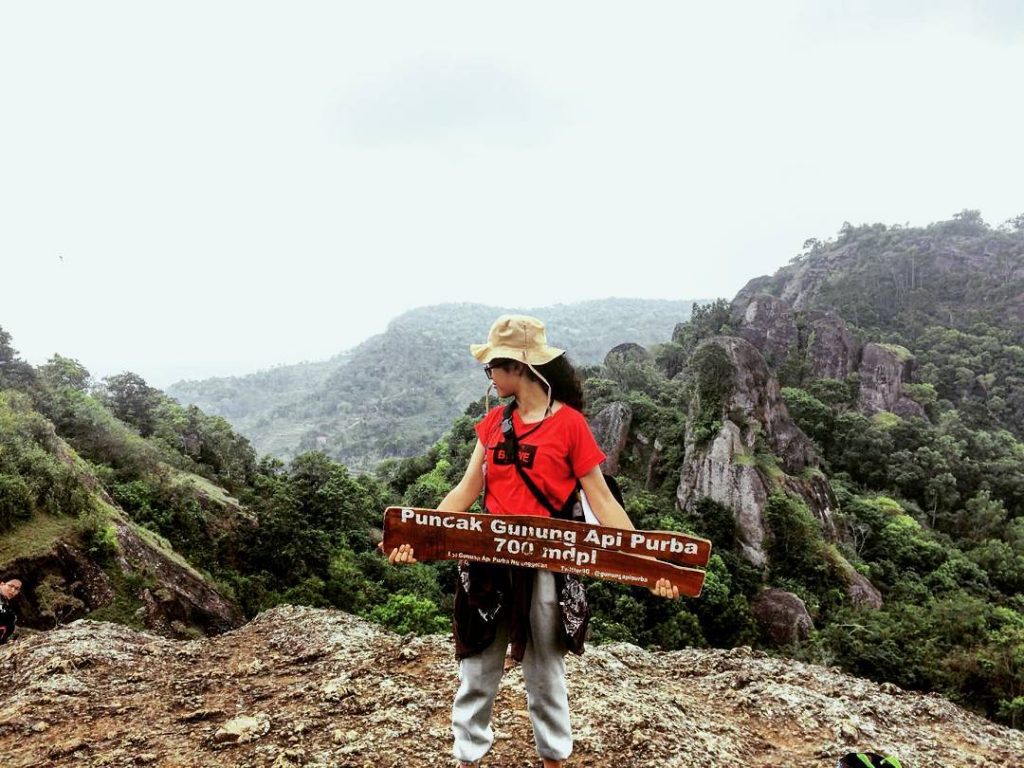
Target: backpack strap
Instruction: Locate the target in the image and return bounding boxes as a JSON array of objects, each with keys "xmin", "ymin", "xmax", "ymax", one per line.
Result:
[{"xmin": 501, "ymin": 402, "xmax": 577, "ymax": 519}]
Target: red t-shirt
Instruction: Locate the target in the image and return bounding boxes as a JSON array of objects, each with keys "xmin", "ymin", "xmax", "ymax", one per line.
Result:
[{"xmin": 474, "ymin": 404, "xmax": 606, "ymax": 517}]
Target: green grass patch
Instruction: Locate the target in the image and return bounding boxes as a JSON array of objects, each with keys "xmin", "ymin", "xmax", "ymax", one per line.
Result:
[
  {"xmin": 871, "ymin": 411, "xmax": 902, "ymax": 429},
  {"xmin": 175, "ymin": 470, "xmax": 240, "ymax": 508},
  {"xmin": 129, "ymin": 519, "xmax": 204, "ymax": 579},
  {"xmin": 754, "ymin": 451, "xmax": 785, "ymax": 481},
  {"xmin": 731, "ymin": 452, "xmax": 755, "ymax": 466},
  {"xmin": 0, "ymin": 511, "xmax": 77, "ymax": 565},
  {"xmin": 876, "ymin": 343, "xmax": 914, "ymax": 362},
  {"xmin": 801, "ymin": 466, "xmax": 828, "ymax": 481}
]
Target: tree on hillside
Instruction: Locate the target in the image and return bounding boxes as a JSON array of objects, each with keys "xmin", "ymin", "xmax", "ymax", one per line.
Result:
[
  {"xmin": 40, "ymin": 355, "xmax": 92, "ymax": 393},
  {"xmin": 100, "ymin": 372, "xmax": 161, "ymax": 437},
  {"xmin": 0, "ymin": 326, "xmax": 39, "ymax": 393}
]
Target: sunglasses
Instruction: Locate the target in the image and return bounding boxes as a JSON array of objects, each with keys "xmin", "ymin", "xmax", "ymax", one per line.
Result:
[{"xmin": 483, "ymin": 363, "xmax": 496, "ymax": 380}]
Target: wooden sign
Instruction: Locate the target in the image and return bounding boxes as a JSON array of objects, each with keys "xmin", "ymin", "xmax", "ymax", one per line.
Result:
[{"xmin": 382, "ymin": 507, "xmax": 711, "ymax": 598}]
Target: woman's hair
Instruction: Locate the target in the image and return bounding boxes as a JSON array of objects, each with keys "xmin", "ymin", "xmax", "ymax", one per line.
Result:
[{"xmin": 492, "ymin": 355, "xmax": 584, "ymax": 411}]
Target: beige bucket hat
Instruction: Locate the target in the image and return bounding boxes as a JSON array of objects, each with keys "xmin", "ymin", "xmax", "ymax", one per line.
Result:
[{"xmin": 470, "ymin": 314, "xmax": 564, "ymax": 365}]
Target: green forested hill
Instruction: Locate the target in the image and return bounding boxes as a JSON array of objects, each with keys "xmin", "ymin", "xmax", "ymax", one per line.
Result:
[{"xmin": 167, "ymin": 299, "xmax": 696, "ymax": 470}]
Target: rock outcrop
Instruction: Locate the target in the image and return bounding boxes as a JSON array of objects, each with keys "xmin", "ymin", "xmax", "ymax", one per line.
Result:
[
  {"xmin": 680, "ymin": 419, "xmax": 771, "ymax": 567},
  {"xmin": 5, "ymin": 542, "xmax": 116, "ymax": 629},
  {"xmin": 588, "ymin": 402, "xmax": 632, "ymax": 476},
  {"xmin": 1, "ymin": 606, "xmax": 1021, "ymax": 767},
  {"xmin": 857, "ymin": 343, "xmax": 926, "ymax": 420},
  {"xmin": 804, "ymin": 310, "xmax": 861, "ymax": 380},
  {"xmin": 846, "ymin": 572, "xmax": 884, "ymax": 610},
  {"xmin": 729, "ymin": 292, "xmax": 925, "ymax": 426},
  {"xmin": 113, "ymin": 514, "xmax": 243, "ymax": 636},
  {"xmin": 677, "ymin": 337, "xmax": 830, "ymax": 568},
  {"xmin": 707, "ymin": 337, "xmax": 815, "ymax": 472},
  {"xmin": 733, "ymin": 294, "xmax": 800, "ymax": 370},
  {"xmin": 733, "ymin": 244, "xmax": 851, "ymax": 312},
  {"xmin": 731, "ymin": 294, "xmax": 861, "ymax": 383}
]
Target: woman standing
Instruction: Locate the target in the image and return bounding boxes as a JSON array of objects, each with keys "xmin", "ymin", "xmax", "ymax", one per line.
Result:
[{"xmin": 389, "ymin": 315, "xmax": 677, "ymax": 768}]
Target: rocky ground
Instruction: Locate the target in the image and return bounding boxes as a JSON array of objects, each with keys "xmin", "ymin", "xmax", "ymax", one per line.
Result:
[{"xmin": 1, "ymin": 606, "xmax": 1020, "ymax": 767}]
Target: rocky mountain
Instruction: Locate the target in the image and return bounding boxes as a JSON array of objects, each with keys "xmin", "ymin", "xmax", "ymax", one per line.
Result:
[
  {"xmin": 167, "ymin": 299, "xmax": 697, "ymax": 471},
  {"xmin": 1, "ymin": 605, "xmax": 1019, "ymax": 768},
  {"xmin": 563, "ymin": 214, "xmax": 1024, "ymax": 727},
  {"xmin": 734, "ymin": 212, "xmax": 1024, "ymax": 332}
]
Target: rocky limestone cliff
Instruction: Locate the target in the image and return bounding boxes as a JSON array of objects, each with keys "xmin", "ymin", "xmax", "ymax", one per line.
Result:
[
  {"xmin": 1, "ymin": 606, "xmax": 1019, "ymax": 768},
  {"xmin": 733, "ymin": 296, "xmax": 866, "ymax": 389},
  {"xmin": 679, "ymin": 417, "xmax": 771, "ymax": 567},
  {"xmin": 731, "ymin": 294, "xmax": 863, "ymax": 383},
  {"xmin": 676, "ymin": 337, "xmax": 829, "ymax": 568},
  {"xmin": 674, "ymin": 336, "xmax": 882, "ymax": 628}
]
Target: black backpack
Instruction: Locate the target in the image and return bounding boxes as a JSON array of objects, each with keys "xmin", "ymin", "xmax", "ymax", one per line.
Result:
[
  {"xmin": 0, "ymin": 596, "xmax": 16, "ymax": 645},
  {"xmin": 837, "ymin": 753, "xmax": 903, "ymax": 768}
]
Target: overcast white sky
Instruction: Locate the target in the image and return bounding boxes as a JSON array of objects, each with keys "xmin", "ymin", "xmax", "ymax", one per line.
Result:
[{"xmin": 2, "ymin": 1, "xmax": 1022, "ymax": 387}]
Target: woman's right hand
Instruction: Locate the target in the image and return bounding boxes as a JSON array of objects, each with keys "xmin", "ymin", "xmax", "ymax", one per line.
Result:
[
  {"xmin": 387, "ymin": 543, "xmax": 417, "ymax": 565},
  {"xmin": 650, "ymin": 577, "xmax": 679, "ymax": 599}
]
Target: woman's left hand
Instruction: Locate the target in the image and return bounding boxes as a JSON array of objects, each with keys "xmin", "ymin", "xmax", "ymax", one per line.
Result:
[{"xmin": 650, "ymin": 578, "xmax": 679, "ymax": 599}]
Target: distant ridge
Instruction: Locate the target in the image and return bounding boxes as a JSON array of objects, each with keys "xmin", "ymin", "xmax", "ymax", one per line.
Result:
[{"xmin": 167, "ymin": 299, "xmax": 697, "ymax": 470}]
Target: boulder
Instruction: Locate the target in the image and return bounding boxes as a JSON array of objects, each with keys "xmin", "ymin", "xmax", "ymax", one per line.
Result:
[
  {"xmin": 845, "ymin": 569, "xmax": 884, "ymax": 610},
  {"xmin": 604, "ymin": 343, "xmax": 653, "ymax": 367},
  {"xmin": 827, "ymin": 548, "xmax": 884, "ymax": 609},
  {"xmin": 213, "ymin": 714, "xmax": 270, "ymax": 744},
  {"xmin": 751, "ymin": 588, "xmax": 813, "ymax": 645},
  {"xmin": 588, "ymin": 402, "xmax": 633, "ymax": 476}
]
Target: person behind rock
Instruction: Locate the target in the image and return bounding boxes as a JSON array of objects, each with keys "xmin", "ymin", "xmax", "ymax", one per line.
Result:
[
  {"xmin": 0, "ymin": 576, "xmax": 23, "ymax": 644},
  {"xmin": 387, "ymin": 315, "xmax": 678, "ymax": 768}
]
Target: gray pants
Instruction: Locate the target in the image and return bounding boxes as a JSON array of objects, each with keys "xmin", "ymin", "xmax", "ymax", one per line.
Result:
[{"xmin": 452, "ymin": 569, "xmax": 572, "ymax": 764}]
